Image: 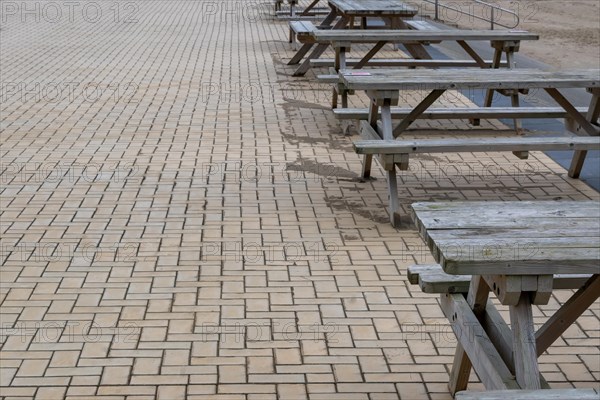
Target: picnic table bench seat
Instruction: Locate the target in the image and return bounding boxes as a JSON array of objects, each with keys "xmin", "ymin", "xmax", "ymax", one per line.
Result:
[
  {"xmin": 312, "ymin": 58, "xmax": 508, "ymax": 69},
  {"xmin": 455, "ymin": 389, "xmax": 599, "ymax": 400},
  {"xmin": 334, "ymin": 106, "xmax": 589, "ymax": 120},
  {"xmin": 407, "ymin": 264, "xmax": 592, "ymax": 294},
  {"xmin": 289, "ymin": 20, "xmax": 318, "ymax": 44},
  {"xmin": 354, "ymin": 120, "xmax": 600, "ymax": 171}
]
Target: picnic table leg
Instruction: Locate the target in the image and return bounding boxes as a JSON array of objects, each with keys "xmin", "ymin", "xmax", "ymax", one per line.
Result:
[
  {"xmin": 392, "ymin": 19, "xmax": 431, "ymax": 59},
  {"xmin": 504, "ymin": 50, "xmax": 524, "ymax": 136},
  {"xmin": 509, "ymin": 292, "xmax": 541, "ymax": 389},
  {"xmin": 354, "ymin": 41, "xmax": 386, "ymax": 69},
  {"xmin": 318, "ymin": 9, "xmax": 338, "ymax": 28},
  {"xmin": 536, "ymin": 275, "xmax": 600, "ymax": 354},
  {"xmin": 392, "ymin": 89, "xmax": 445, "ymax": 137},
  {"xmin": 293, "ymin": 16, "xmax": 349, "ymax": 76},
  {"xmin": 300, "ymin": 0, "xmax": 321, "ymax": 16},
  {"xmin": 566, "ymin": 88, "xmax": 600, "ymax": 178},
  {"xmin": 334, "ymin": 45, "xmax": 349, "ymax": 108},
  {"xmin": 448, "ymin": 276, "xmax": 490, "ymax": 394},
  {"xmin": 361, "ymin": 101, "xmax": 379, "ymax": 179},
  {"xmin": 380, "ymin": 100, "xmax": 401, "ymax": 227},
  {"xmin": 288, "ymin": 42, "xmax": 313, "ymax": 64},
  {"xmin": 483, "ymin": 47, "xmax": 503, "ymax": 108}
]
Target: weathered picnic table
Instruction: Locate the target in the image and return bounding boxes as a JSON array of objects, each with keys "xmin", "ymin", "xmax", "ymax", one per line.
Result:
[
  {"xmin": 288, "ymin": 0, "xmax": 419, "ymax": 76},
  {"xmin": 342, "ymin": 68, "xmax": 600, "ymax": 226},
  {"xmin": 410, "ymin": 201, "xmax": 600, "ymax": 397},
  {"xmin": 309, "ymin": 29, "xmax": 537, "ymax": 107}
]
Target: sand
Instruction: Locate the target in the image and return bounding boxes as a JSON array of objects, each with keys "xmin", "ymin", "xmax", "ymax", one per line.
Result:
[{"xmin": 418, "ymin": 0, "xmax": 600, "ymax": 69}]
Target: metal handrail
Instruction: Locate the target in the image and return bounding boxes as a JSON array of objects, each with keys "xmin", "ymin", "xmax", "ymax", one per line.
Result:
[{"xmin": 423, "ymin": 0, "xmax": 520, "ymax": 29}]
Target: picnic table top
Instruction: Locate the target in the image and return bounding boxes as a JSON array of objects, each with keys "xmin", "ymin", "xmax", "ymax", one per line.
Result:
[
  {"xmin": 309, "ymin": 29, "xmax": 539, "ymax": 42},
  {"xmin": 339, "ymin": 68, "xmax": 600, "ymax": 90},
  {"xmin": 410, "ymin": 201, "xmax": 600, "ymax": 275},
  {"xmin": 328, "ymin": 0, "xmax": 418, "ymax": 16}
]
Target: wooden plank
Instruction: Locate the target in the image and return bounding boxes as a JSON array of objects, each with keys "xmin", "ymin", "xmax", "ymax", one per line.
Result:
[
  {"xmin": 509, "ymin": 293, "xmax": 541, "ymax": 389},
  {"xmin": 535, "ymin": 275, "xmax": 600, "ymax": 355},
  {"xmin": 333, "ymin": 106, "xmax": 588, "ymax": 120},
  {"xmin": 438, "ymin": 247, "xmax": 599, "ymax": 275},
  {"xmin": 569, "ymin": 91, "xmax": 600, "ymax": 177},
  {"xmin": 406, "ymin": 264, "xmax": 441, "ymax": 285},
  {"xmin": 482, "ymin": 275, "xmax": 521, "ymax": 305},
  {"xmin": 449, "ymin": 276, "xmax": 490, "ymax": 394},
  {"xmin": 352, "ymin": 136, "xmax": 600, "ymax": 154},
  {"xmin": 341, "ymin": 68, "xmax": 600, "ymax": 91},
  {"xmin": 310, "ymin": 29, "xmax": 538, "ymax": 42},
  {"xmin": 473, "ymin": 300, "xmax": 551, "ymax": 387},
  {"xmin": 426, "ymin": 227, "xmax": 600, "ymax": 241},
  {"xmin": 456, "ymin": 389, "xmax": 599, "ymax": 400},
  {"xmin": 544, "ymin": 88, "xmax": 600, "ymax": 136},
  {"xmin": 312, "ymin": 58, "xmax": 507, "ymax": 68},
  {"xmin": 440, "ymin": 293, "xmax": 519, "ymax": 390},
  {"xmin": 392, "ymin": 89, "xmax": 446, "ymax": 136},
  {"xmin": 328, "ymin": 0, "xmax": 418, "ymax": 16},
  {"xmin": 407, "ymin": 264, "xmax": 591, "ymax": 293}
]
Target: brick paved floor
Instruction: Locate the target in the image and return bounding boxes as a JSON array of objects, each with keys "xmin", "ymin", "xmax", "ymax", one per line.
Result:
[{"xmin": 1, "ymin": 1, "xmax": 599, "ymax": 399}]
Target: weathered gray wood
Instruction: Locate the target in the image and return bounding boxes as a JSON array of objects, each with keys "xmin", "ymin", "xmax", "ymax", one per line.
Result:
[
  {"xmin": 333, "ymin": 106, "xmax": 587, "ymax": 120},
  {"xmin": 288, "ymin": 43, "xmax": 315, "ymax": 64},
  {"xmin": 329, "ymin": 0, "xmax": 418, "ymax": 16},
  {"xmin": 457, "ymin": 40, "xmax": 488, "ymax": 68},
  {"xmin": 406, "ymin": 264, "xmax": 441, "ymax": 284},
  {"xmin": 352, "ymin": 136, "xmax": 600, "ymax": 154},
  {"xmin": 406, "ymin": 264, "xmax": 591, "ymax": 294},
  {"xmin": 448, "ymin": 276, "xmax": 490, "ymax": 395},
  {"xmin": 354, "ymin": 41, "xmax": 386, "ymax": 69},
  {"xmin": 310, "ymin": 29, "xmax": 538, "ymax": 42},
  {"xmin": 380, "ymin": 100, "xmax": 401, "ymax": 227},
  {"xmin": 568, "ymin": 91, "xmax": 600, "ymax": 177},
  {"xmin": 440, "ymin": 293, "xmax": 520, "ymax": 391},
  {"xmin": 412, "ymin": 200, "xmax": 599, "ymax": 215},
  {"xmin": 509, "ymin": 293, "xmax": 541, "ymax": 389},
  {"xmin": 535, "ymin": 275, "xmax": 600, "ymax": 355},
  {"xmin": 340, "ymin": 69, "xmax": 600, "ymax": 91},
  {"xmin": 392, "ymin": 89, "xmax": 445, "ymax": 136},
  {"xmin": 544, "ymin": 88, "xmax": 600, "ymax": 136},
  {"xmin": 312, "ymin": 58, "xmax": 508, "ymax": 68},
  {"xmin": 410, "ymin": 201, "xmax": 600, "ymax": 275},
  {"xmin": 455, "ymin": 389, "xmax": 599, "ymax": 400}
]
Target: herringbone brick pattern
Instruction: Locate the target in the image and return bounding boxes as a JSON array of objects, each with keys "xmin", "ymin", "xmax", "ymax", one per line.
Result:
[{"xmin": 1, "ymin": 1, "xmax": 599, "ymax": 399}]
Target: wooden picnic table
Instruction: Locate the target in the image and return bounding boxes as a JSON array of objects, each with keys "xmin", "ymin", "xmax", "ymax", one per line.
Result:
[
  {"xmin": 310, "ymin": 29, "xmax": 537, "ymax": 107},
  {"xmin": 410, "ymin": 201, "xmax": 600, "ymax": 395},
  {"xmin": 289, "ymin": 0, "xmax": 419, "ymax": 76},
  {"xmin": 343, "ymin": 68, "xmax": 600, "ymax": 226}
]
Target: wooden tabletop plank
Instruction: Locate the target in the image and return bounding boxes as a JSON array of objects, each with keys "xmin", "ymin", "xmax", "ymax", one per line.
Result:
[
  {"xmin": 411, "ymin": 201, "xmax": 600, "ymax": 275},
  {"xmin": 329, "ymin": 0, "xmax": 418, "ymax": 15},
  {"xmin": 340, "ymin": 69, "xmax": 600, "ymax": 91},
  {"xmin": 311, "ymin": 29, "xmax": 539, "ymax": 42}
]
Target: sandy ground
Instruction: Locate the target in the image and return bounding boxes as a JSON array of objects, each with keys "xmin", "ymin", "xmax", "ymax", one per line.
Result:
[{"xmin": 417, "ymin": 0, "xmax": 600, "ymax": 69}]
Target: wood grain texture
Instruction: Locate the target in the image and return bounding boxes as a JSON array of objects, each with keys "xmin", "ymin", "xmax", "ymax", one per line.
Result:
[
  {"xmin": 340, "ymin": 69, "xmax": 600, "ymax": 91},
  {"xmin": 310, "ymin": 29, "xmax": 538, "ymax": 42},
  {"xmin": 333, "ymin": 106, "xmax": 585, "ymax": 120},
  {"xmin": 410, "ymin": 201, "xmax": 600, "ymax": 275},
  {"xmin": 328, "ymin": 0, "xmax": 418, "ymax": 16}
]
